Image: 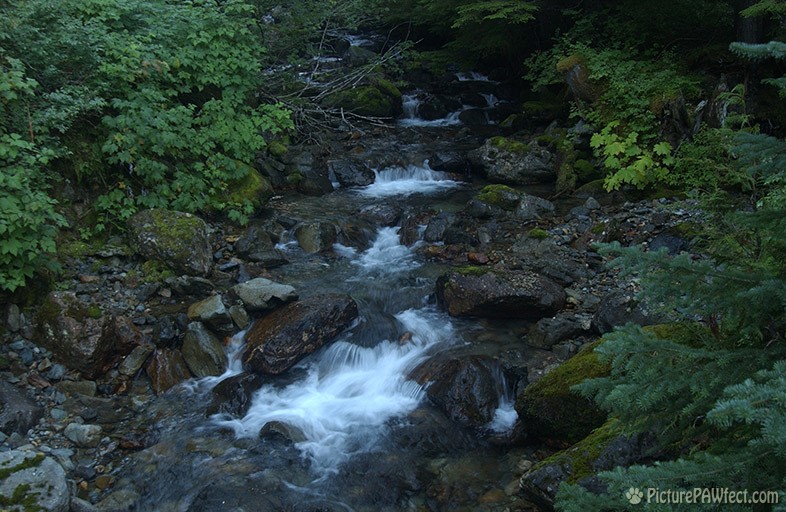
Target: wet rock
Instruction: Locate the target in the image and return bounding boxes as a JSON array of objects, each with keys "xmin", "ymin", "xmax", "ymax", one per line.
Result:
[
  {"xmin": 127, "ymin": 209, "xmax": 212, "ymax": 276},
  {"xmin": 527, "ymin": 313, "xmax": 592, "ymax": 350},
  {"xmin": 64, "ymin": 422, "xmax": 102, "ymax": 447},
  {"xmin": 516, "ymin": 341, "xmax": 608, "ymax": 446},
  {"xmin": 187, "ymin": 295, "xmax": 233, "ymax": 334},
  {"xmin": 34, "ymin": 292, "xmax": 111, "ymax": 379},
  {"xmin": 520, "ymin": 421, "xmax": 656, "ymax": 510},
  {"xmin": 165, "ymin": 276, "xmax": 215, "ymax": 297},
  {"xmin": 411, "ymin": 355, "xmax": 504, "ymax": 428},
  {"xmin": 436, "ymin": 270, "xmax": 565, "ymax": 320},
  {"xmin": 243, "ymin": 294, "xmax": 359, "ymax": 375},
  {"xmin": 328, "ymin": 159, "xmax": 375, "ymax": 187},
  {"xmin": 228, "ymin": 305, "xmax": 250, "ymax": 330},
  {"xmin": 259, "ymin": 420, "xmax": 306, "ymax": 444},
  {"xmin": 358, "ymin": 204, "xmax": 401, "ymax": 226},
  {"xmin": 155, "ymin": 315, "xmax": 179, "ymax": 347},
  {"xmin": 469, "ymin": 137, "xmax": 555, "ymax": 185},
  {"xmin": 423, "ymin": 213, "xmax": 453, "ymax": 242},
  {"xmin": 146, "ymin": 349, "xmax": 192, "ymax": 394},
  {"xmin": 234, "ymin": 224, "xmax": 275, "ymax": 258},
  {"xmin": 0, "ymin": 381, "xmax": 44, "ymax": 435},
  {"xmin": 294, "ymin": 221, "xmax": 338, "ymax": 253},
  {"xmin": 428, "ymin": 151, "xmax": 469, "ymax": 174},
  {"xmin": 104, "ymin": 315, "xmax": 146, "ymax": 356},
  {"xmin": 584, "ymin": 196, "xmax": 601, "ymax": 210},
  {"xmin": 181, "ymin": 322, "xmax": 228, "ymax": 378},
  {"xmin": 0, "ymin": 451, "xmax": 69, "ymax": 512},
  {"xmin": 516, "ymin": 194, "xmax": 555, "ymax": 221},
  {"xmin": 230, "ymin": 277, "xmax": 298, "ymax": 312},
  {"xmin": 118, "ymin": 344, "xmax": 155, "ymax": 377},
  {"xmin": 206, "ymin": 373, "xmax": 266, "ymax": 417},
  {"xmin": 592, "ymin": 290, "xmax": 659, "ymax": 334}
]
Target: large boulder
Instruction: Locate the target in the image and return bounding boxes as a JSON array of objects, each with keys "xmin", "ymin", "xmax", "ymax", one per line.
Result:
[
  {"xmin": 511, "ymin": 237, "xmax": 591, "ymax": 286},
  {"xmin": 469, "ymin": 136, "xmax": 555, "ymax": 185},
  {"xmin": 34, "ymin": 292, "xmax": 111, "ymax": 378},
  {"xmin": 242, "ymin": 294, "xmax": 358, "ymax": 374},
  {"xmin": 230, "ymin": 278, "xmax": 298, "ymax": 312},
  {"xmin": 127, "ymin": 209, "xmax": 212, "ymax": 276},
  {"xmin": 410, "ymin": 355, "xmax": 505, "ymax": 429},
  {"xmin": 436, "ymin": 269, "xmax": 565, "ymax": 320},
  {"xmin": 469, "ymin": 185, "xmax": 555, "ymax": 222},
  {"xmin": 0, "ymin": 382, "xmax": 43, "ymax": 435},
  {"xmin": 516, "ymin": 341, "xmax": 608, "ymax": 446},
  {"xmin": 323, "ymin": 79, "xmax": 402, "ymax": 118},
  {"xmin": 0, "ymin": 451, "xmax": 69, "ymax": 512},
  {"xmin": 328, "ymin": 159, "xmax": 375, "ymax": 187},
  {"xmin": 520, "ymin": 421, "xmax": 656, "ymax": 511},
  {"xmin": 181, "ymin": 322, "xmax": 228, "ymax": 378},
  {"xmin": 527, "ymin": 313, "xmax": 593, "ymax": 350}
]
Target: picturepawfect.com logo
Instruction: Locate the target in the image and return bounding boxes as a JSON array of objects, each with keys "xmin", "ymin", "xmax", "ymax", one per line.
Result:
[
  {"xmin": 625, "ymin": 487, "xmax": 644, "ymax": 504},
  {"xmin": 624, "ymin": 487, "xmax": 779, "ymax": 506}
]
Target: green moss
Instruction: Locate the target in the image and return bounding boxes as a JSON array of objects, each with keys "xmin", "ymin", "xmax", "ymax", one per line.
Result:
[
  {"xmin": 372, "ymin": 77, "xmax": 402, "ymax": 100},
  {"xmin": 476, "ymin": 184, "xmax": 520, "ymax": 210},
  {"xmin": 0, "ymin": 453, "xmax": 45, "ymax": 479},
  {"xmin": 590, "ymin": 222, "xmax": 606, "ymax": 235},
  {"xmin": 522, "ymin": 99, "xmax": 568, "ymax": 118},
  {"xmin": 556, "ymin": 161, "xmax": 577, "ymax": 195},
  {"xmin": 85, "ymin": 304, "xmax": 102, "ymax": 319},
  {"xmin": 644, "ymin": 322, "xmax": 711, "ymax": 349},
  {"xmin": 226, "ymin": 167, "xmax": 273, "ymax": 210},
  {"xmin": 532, "ymin": 419, "xmax": 623, "ymax": 484},
  {"xmin": 267, "ymin": 141, "xmax": 288, "ymax": 160},
  {"xmin": 140, "ymin": 260, "xmax": 175, "ymax": 283},
  {"xmin": 325, "ymin": 84, "xmax": 399, "ymax": 117},
  {"xmin": 0, "ymin": 482, "xmax": 43, "ymax": 511},
  {"xmin": 673, "ymin": 221, "xmax": 702, "ymax": 239},
  {"xmin": 285, "ymin": 171, "xmax": 304, "ymax": 185},
  {"xmin": 574, "ymin": 159, "xmax": 600, "ymax": 182},
  {"xmin": 527, "ymin": 228, "xmax": 550, "ymax": 240},
  {"xmin": 518, "ymin": 340, "xmax": 610, "ymax": 444},
  {"xmin": 489, "ymin": 136, "xmax": 530, "ymax": 154},
  {"xmin": 556, "ymin": 54, "xmax": 584, "ymax": 73}
]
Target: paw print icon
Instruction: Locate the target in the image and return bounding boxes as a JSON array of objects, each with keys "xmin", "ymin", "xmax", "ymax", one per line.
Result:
[{"xmin": 625, "ymin": 487, "xmax": 644, "ymax": 505}]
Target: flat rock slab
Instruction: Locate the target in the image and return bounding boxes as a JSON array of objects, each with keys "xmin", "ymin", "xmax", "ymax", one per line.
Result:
[
  {"xmin": 243, "ymin": 294, "xmax": 358, "ymax": 374},
  {"xmin": 0, "ymin": 450, "xmax": 69, "ymax": 512},
  {"xmin": 0, "ymin": 381, "xmax": 43, "ymax": 435}
]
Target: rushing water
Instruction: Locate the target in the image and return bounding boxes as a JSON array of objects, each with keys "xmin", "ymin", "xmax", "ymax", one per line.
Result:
[{"xmin": 109, "ymin": 78, "xmax": 529, "ymax": 511}]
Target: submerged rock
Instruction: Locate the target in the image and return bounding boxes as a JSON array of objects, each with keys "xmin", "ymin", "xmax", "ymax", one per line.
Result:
[
  {"xmin": 0, "ymin": 451, "xmax": 69, "ymax": 512},
  {"xmin": 127, "ymin": 209, "xmax": 212, "ymax": 276},
  {"xmin": 411, "ymin": 355, "xmax": 505, "ymax": 429},
  {"xmin": 328, "ymin": 159, "xmax": 375, "ymax": 187},
  {"xmin": 436, "ymin": 269, "xmax": 565, "ymax": 320},
  {"xmin": 243, "ymin": 294, "xmax": 358, "ymax": 375},
  {"xmin": 294, "ymin": 221, "xmax": 338, "ymax": 253}
]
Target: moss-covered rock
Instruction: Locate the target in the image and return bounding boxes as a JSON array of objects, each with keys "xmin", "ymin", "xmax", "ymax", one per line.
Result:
[
  {"xmin": 519, "ymin": 419, "xmax": 655, "ymax": 510},
  {"xmin": 267, "ymin": 140, "xmax": 288, "ymax": 160},
  {"xmin": 516, "ymin": 340, "xmax": 609, "ymax": 446},
  {"xmin": 468, "ymin": 137, "xmax": 555, "ymax": 185},
  {"xmin": 476, "ymin": 184, "xmax": 520, "ymax": 211},
  {"xmin": 0, "ymin": 451, "xmax": 69, "ymax": 512},
  {"xmin": 226, "ymin": 167, "xmax": 273, "ymax": 210},
  {"xmin": 324, "ymin": 79, "xmax": 403, "ymax": 118},
  {"xmin": 528, "ymin": 228, "xmax": 550, "ymax": 240},
  {"xmin": 127, "ymin": 209, "xmax": 212, "ymax": 277}
]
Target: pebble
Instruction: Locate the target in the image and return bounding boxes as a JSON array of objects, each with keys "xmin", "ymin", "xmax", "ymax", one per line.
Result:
[
  {"xmin": 47, "ymin": 364, "xmax": 67, "ymax": 381},
  {"xmin": 9, "ymin": 339, "xmax": 26, "ymax": 351},
  {"xmin": 51, "ymin": 408, "xmax": 67, "ymax": 420}
]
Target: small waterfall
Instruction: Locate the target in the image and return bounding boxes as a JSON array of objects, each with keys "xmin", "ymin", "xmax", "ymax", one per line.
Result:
[
  {"xmin": 214, "ymin": 305, "xmax": 455, "ymax": 475},
  {"xmin": 481, "ymin": 93, "xmax": 498, "ymax": 108},
  {"xmin": 353, "ymin": 226, "xmax": 420, "ymax": 273},
  {"xmin": 398, "ymin": 92, "xmax": 463, "ymax": 128},
  {"xmin": 455, "ymin": 71, "xmax": 495, "ymax": 82},
  {"xmin": 358, "ymin": 163, "xmax": 460, "ymax": 197}
]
